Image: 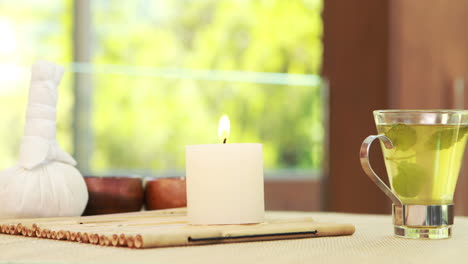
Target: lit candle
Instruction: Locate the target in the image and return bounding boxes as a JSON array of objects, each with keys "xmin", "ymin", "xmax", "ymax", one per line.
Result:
[{"xmin": 186, "ymin": 115, "xmax": 265, "ymax": 225}]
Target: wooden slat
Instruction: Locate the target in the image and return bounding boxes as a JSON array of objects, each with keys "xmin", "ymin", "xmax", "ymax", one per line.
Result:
[
  {"xmin": 325, "ymin": 0, "xmax": 468, "ymax": 215},
  {"xmin": 388, "ymin": 0, "xmax": 468, "ymax": 215},
  {"xmin": 323, "ymin": 0, "xmax": 392, "ymax": 214}
]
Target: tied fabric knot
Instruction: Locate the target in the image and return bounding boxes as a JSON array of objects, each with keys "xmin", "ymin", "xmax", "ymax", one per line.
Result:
[
  {"xmin": 0, "ymin": 60, "xmax": 88, "ymax": 219},
  {"xmin": 18, "ymin": 60, "xmax": 76, "ymax": 170},
  {"xmin": 19, "ymin": 137, "xmax": 77, "ymax": 169}
]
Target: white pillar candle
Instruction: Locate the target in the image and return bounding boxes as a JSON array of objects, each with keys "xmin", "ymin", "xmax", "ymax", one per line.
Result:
[{"xmin": 186, "ymin": 143, "xmax": 265, "ymax": 225}]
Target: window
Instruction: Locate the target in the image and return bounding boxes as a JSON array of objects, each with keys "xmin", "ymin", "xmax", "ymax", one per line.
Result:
[{"xmin": 0, "ymin": 0, "xmax": 324, "ymax": 209}]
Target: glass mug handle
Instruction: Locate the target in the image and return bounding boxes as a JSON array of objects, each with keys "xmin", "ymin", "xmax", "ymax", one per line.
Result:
[{"xmin": 360, "ymin": 135, "xmax": 402, "ymax": 206}]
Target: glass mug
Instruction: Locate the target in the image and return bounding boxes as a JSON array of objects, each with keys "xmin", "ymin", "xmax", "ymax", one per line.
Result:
[{"xmin": 360, "ymin": 110, "xmax": 468, "ymax": 239}]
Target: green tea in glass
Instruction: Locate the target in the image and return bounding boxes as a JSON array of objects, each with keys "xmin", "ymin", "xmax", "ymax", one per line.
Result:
[{"xmin": 360, "ymin": 110, "xmax": 468, "ymax": 239}]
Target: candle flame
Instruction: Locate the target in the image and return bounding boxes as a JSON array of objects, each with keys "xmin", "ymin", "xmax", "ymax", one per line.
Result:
[{"xmin": 218, "ymin": 115, "xmax": 230, "ymax": 143}]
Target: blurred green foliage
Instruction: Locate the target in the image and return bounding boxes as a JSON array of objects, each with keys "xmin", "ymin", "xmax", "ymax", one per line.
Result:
[
  {"xmin": 0, "ymin": 0, "xmax": 323, "ymax": 176},
  {"xmin": 0, "ymin": 0, "xmax": 73, "ymax": 167},
  {"xmin": 92, "ymin": 0, "xmax": 323, "ymax": 174}
]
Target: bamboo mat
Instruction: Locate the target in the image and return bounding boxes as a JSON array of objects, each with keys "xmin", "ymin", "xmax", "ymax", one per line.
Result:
[{"xmin": 0, "ymin": 208, "xmax": 355, "ymax": 249}]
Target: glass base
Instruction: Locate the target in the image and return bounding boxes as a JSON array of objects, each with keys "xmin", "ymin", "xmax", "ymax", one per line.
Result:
[{"xmin": 394, "ymin": 225, "xmax": 452, "ymax": 239}]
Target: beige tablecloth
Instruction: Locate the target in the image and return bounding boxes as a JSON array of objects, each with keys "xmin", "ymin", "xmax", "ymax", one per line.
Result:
[{"xmin": 1, "ymin": 211, "xmax": 467, "ymax": 264}]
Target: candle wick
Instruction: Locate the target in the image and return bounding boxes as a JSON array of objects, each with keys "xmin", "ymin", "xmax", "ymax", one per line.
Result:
[{"xmin": 223, "ymin": 138, "xmax": 227, "ymax": 144}]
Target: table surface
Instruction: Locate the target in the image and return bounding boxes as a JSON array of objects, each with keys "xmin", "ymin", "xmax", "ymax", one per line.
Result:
[{"xmin": 1, "ymin": 211, "xmax": 468, "ymax": 264}]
